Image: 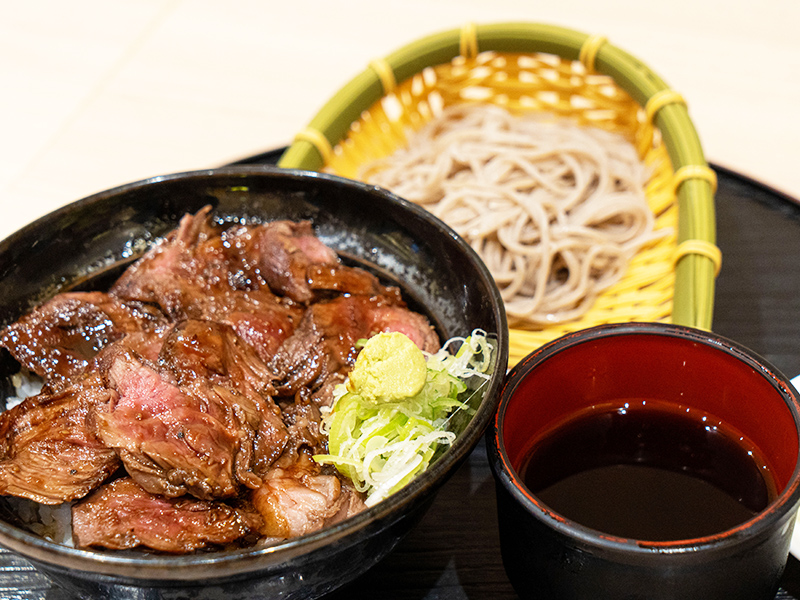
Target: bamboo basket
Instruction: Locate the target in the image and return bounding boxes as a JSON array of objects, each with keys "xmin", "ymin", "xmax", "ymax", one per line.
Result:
[{"xmin": 278, "ymin": 22, "xmax": 718, "ymax": 366}]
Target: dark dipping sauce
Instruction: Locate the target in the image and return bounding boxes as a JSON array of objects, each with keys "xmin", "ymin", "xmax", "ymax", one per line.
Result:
[{"xmin": 520, "ymin": 401, "xmax": 777, "ymax": 541}]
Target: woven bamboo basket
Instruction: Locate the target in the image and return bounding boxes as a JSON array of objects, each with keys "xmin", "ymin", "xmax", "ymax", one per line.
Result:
[{"xmin": 278, "ymin": 22, "xmax": 718, "ymax": 366}]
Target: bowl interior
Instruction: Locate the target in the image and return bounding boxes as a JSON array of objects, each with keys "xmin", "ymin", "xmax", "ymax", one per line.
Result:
[
  {"xmin": 0, "ymin": 166, "xmax": 508, "ymax": 579},
  {"xmin": 499, "ymin": 324, "xmax": 800, "ymax": 494}
]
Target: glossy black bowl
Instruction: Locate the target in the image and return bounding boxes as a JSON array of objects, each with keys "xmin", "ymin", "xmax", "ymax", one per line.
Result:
[
  {"xmin": 488, "ymin": 322, "xmax": 800, "ymax": 600},
  {"xmin": 0, "ymin": 166, "xmax": 509, "ymax": 599}
]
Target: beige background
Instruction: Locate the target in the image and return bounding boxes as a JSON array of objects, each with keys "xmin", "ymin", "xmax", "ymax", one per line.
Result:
[{"xmin": 2, "ymin": 0, "xmax": 799, "ymax": 243}]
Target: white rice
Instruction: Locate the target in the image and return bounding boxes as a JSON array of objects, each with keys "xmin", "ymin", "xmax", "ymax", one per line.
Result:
[
  {"xmin": 4, "ymin": 496, "xmax": 74, "ymax": 546},
  {"xmin": 6, "ymin": 371, "xmax": 43, "ymax": 409},
  {"xmin": 4, "ymin": 372, "xmax": 73, "ymax": 545}
]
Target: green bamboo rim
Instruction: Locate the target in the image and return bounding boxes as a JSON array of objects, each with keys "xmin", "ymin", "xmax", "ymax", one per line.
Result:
[{"xmin": 279, "ymin": 22, "xmax": 716, "ymax": 331}]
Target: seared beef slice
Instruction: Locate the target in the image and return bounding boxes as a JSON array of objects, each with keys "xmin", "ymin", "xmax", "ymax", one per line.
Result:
[
  {"xmin": 73, "ymin": 477, "xmax": 259, "ymax": 552},
  {"xmin": 95, "ymin": 346, "xmax": 249, "ymax": 499},
  {"xmin": 246, "ymin": 220, "xmax": 338, "ymax": 303},
  {"xmin": 109, "ymin": 208, "xmax": 300, "ymax": 360},
  {"xmin": 109, "ymin": 207, "xmax": 220, "ymax": 321},
  {"xmin": 159, "ymin": 320, "xmax": 290, "ymax": 476},
  {"xmin": 250, "ymin": 453, "xmax": 365, "ymax": 539},
  {"xmin": 0, "ymin": 373, "xmax": 120, "ymax": 504},
  {"xmin": 95, "ymin": 321, "xmax": 289, "ymax": 500},
  {"xmin": 271, "ymin": 295, "xmax": 439, "ymax": 399},
  {"xmin": 0, "ymin": 291, "xmax": 165, "ymax": 390}
]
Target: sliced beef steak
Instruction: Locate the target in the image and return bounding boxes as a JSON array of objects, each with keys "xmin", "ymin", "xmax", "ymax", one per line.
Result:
[
  {"xmin": 250, "ymin": 453, "xmax": 365, "ymax": 539},
  {"xmin": 95, "ymin": 321, "xmax": 290, "ymax": 500},
  {"xmin": 246, "ymin": 220, "xmax": 338, "ymax": 304},
  {"xmin": 0, "ymin": 212, "xmax": 443, "ymax": 552},
  {"xmin": 72, "ymin": 477, "xmax": 260, "ymax": 552},
  {"xmin": 95, "ymin": 345, "xmax": 257, "ymax": 499},
  {"xmin": 109, "ymin": 208, "xmax": 300, "ymax": 360},
  {"xmin": 0, "ymin": 291, "xmax": 165, "ymax": 390},
  {"xmin": 200, "ymin": 289, "xmax": 299, "ymax": 364},
  {"xmin": 109, "ymin": 207, "xmax": 220, "ymax": 320},
  {"xmin": 0, "ymin": 373, "xmax": 119, "ymax": 504},
  {"xmin": 247, "ymin": 220, "xmax": 402, "ymax": 303},
  {"xmin": 159, "ymin": 319, "xmax": 289, "ymax": 476},
  {"xmin": 270, "ymin": 295, "xmax": 439, "ymax": 400},
  {"xmin": 306, "ymin": 263, "xmax": 394, "ymax": 298}
]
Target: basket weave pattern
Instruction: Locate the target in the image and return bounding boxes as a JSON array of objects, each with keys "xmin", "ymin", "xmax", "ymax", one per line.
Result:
[
  {"xmin": 279, "ymin": 23, "xmax": 716, "ymax": 366},
  {"xmin": 326, "ymin": 52, "xmax": 677, "ymax": 365}
]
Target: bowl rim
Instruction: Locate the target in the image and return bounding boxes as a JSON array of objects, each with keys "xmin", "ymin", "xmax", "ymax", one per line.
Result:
[
  {"xmin": 488, "ymin": 321, "xmax": 800, "ymax": 555},
  {"xmin": 0, "ymin": 165, "xmax": 509, "ymax": 580}
]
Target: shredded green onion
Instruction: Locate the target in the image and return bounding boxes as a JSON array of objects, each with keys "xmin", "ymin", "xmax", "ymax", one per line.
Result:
[{"xmin": 313, "ymin": 329, "xmax": 493, "ymax": 506}]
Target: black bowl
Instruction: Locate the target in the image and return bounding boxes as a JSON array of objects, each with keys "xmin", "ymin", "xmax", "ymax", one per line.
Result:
[
  {"xmin": 488, "ymin": 322, "xmax": 800, "ymax": 600},
  {"xmin": 0, "ymin": 166, "xmax": 509, "ymax": 599}
]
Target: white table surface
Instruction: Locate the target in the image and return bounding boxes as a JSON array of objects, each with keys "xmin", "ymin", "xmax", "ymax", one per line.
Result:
[{"xmin": 2, "ymin": 0, "xmax": 800, "ymax": 243}]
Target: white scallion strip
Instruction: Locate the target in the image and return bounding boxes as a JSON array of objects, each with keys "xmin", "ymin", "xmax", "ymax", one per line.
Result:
[{"xmin": 314, "ymin": 329, "xmax": 493, "ymax": 505}]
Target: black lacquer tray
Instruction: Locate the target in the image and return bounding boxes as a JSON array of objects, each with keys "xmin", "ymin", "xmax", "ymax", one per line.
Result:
[{"xmin": 2, "ymin": 153, "xmax": 799, "ymax": 599}]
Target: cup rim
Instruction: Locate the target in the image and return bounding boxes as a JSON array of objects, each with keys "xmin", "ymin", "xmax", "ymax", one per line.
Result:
[{"xmin": 488, "ymin": 321, "xmax": 800, "ymax": 554}]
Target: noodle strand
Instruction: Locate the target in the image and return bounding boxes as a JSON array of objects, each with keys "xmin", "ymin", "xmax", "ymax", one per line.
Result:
[{"xmin": 360, "ymin": 104, "xmax": 659, "ymax": 327}]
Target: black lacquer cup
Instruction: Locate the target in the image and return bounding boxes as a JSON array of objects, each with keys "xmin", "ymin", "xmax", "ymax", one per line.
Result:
[{"xmin": 488, "ymin": 322, "xmax": 800, "ymax": 600}]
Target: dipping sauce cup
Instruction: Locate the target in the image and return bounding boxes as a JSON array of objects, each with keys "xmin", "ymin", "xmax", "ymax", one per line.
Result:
[{"xmin": 488, "ymin": 322, "xmax": 800, "ymax": 600}]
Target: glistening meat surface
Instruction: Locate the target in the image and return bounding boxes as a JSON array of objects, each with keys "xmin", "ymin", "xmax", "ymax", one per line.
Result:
[
  {"xmin": 0, "ymin": 208, "xmax": 440, "ymax": 552},
  {"xmin": 73, "ymin": 477, "xmax": 261, "ymax": 552},
  {"xmin": 270, "ymin": 295, "xmax": 439, "ymax": 401},
  {"xmin": 95, "ymin": 343, "xmax": 265, "ymax": 499},
  {"xmin": 0, "ymin": 292, "xmax": 166, "ymax": 391},
  {"xmin": 0, "ymin": 373, "xmax": 120, "ymax": 504},
  {"xmin": 250, "ymin": 453, "xmax": 366, "ymax": 539}
]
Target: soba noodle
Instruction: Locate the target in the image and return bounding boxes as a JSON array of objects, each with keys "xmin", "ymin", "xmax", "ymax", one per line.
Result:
[{"xmin": 358, "ymin": 104, "xmax": 658, "ymax": 327}]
